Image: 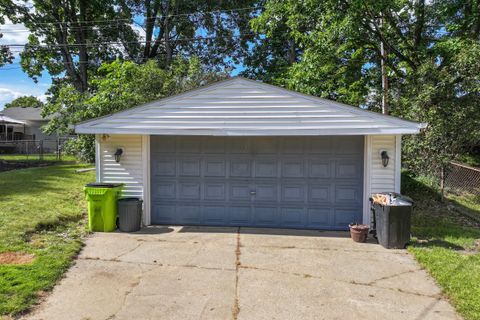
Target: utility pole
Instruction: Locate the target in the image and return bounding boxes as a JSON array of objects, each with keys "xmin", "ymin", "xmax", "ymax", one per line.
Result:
[{"xmin": 380, "ymin": 15, "xmax": 389, "ymax": 115}]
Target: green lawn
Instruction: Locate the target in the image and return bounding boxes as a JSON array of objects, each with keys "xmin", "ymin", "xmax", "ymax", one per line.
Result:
[
  {"xmin": 0, "ymin": 165, "xmax": 94, "ymax": 316},
  {"xmin": 403, "ymin": 173, "xmax": 480, "ymax": 320},
  {"xmin": 0, "ymin": 154, "xmax": 77, "ymax": 162}
]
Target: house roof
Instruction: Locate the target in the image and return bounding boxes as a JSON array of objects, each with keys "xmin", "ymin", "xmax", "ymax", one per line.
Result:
[
  {"xmin": 0, "ymin": 114, "xmax": 25, "ymax": 125},
  {"xmin": 1, "ymin": 107, "xmax": 50, "ymax": 121},
  {"xmin": 74, "ymin": 77, "xmax": 426, "ymax": 136}
]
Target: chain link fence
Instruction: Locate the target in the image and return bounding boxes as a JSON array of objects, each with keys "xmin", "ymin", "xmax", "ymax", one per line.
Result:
[
  {"xmin": 0, "ymin": 138, "xmax": 72, "ymax": 161},
  {"xmin": 443, "ymin": 161, "xmax": 480, "ymax": 197}
]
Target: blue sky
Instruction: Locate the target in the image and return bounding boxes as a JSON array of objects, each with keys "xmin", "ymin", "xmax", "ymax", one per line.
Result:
[
  {"xmin": 0, "ymin": 18, "xmax": 53, "ymax": 110},
  {"xmin": 0, "ymin": 17, "xmax": 246, "ymax": 111}
]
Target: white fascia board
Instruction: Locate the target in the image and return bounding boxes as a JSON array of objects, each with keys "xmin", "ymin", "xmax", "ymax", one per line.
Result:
[{"xmin": 75, "ymin": 127, "xmax": 422, "ymax": 135}]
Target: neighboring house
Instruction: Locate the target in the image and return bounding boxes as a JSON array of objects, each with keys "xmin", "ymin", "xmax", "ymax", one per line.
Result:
[
  {"xmin": 0, "ymin": 107, "xmax": 69, "ymax": 153},
  {"xmin": 75, "ymin": 77, "xmax": 425, "ymax": 230},
  {"xmin": 1, "ymin": 107, "xmax": 52, "ymax": 141}
]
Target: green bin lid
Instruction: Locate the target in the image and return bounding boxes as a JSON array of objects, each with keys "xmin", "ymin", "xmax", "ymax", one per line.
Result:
[{"xmin": 85, "ymin": 183, "xmax": 123, "ymax": 188}]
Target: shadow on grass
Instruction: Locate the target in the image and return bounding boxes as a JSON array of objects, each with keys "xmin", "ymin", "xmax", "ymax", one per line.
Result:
[{"xmin": 402, "ymin": 171, "xmax": 480, "ymax": 251}]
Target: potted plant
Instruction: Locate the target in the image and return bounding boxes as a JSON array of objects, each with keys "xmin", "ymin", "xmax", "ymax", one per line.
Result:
[{"xmin": 349, "ymin": 223, "xmax": 369, "ymax": 243}]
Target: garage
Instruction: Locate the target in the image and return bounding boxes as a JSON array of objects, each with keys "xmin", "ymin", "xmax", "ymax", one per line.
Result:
[
  {"xmin": 74, "ymin": 77, "xmax": 425, "ymax": 229},
  {"xmin": 150, "ymin": 136, "xmax": 363, "ymax": 229}
]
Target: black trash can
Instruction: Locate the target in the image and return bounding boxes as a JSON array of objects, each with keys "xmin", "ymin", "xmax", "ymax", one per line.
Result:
[
  {"xmin": 117, "ymin": 198, "xmax": 143, "ymax": 232},
  {"xmin": 370, "ymin": 193, "xmax": 413, "ymax": 249}
]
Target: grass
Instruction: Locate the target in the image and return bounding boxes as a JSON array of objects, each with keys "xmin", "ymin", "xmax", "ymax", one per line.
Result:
[
  {"xmin": 0, "ymin": 165, "xmax": 94, "ymax": 316},
  {"xmin": 0, "ymin": 154, "xmax": 77, "ymax": 162},
  {"xmin": 403, "ymin": 172, "xmax": 480, "ymax": 320}
]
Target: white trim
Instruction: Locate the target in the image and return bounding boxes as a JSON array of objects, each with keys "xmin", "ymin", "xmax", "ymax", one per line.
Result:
[
  {"xmin": 75, "ymin": 77, "xmax": 425, "ymax": 136},
  {"xmin": 95, "ymin": 134, "xmax": 101, "ymax": 182},
  {"xmin": 76, "ymin": 127, "xmax": 422, "ymax": 135},
  {"xmin": 362, "ymin": 135, "xmax": 372, "ymax": 225},
  {"xmin": 142, "ymin": 135, "xmax": 151, "ymax": 226},
  {"xmin": 395, "ymin": 135, "xmax": 402, "ymax": 193}
]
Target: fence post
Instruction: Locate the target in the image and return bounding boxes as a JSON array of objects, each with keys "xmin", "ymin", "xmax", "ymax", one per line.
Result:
[
  {"xmin": 39, "ymin": 140, "xmax": 44, "ymax": 161},
  {"xmin": 440, "ymin": 164, "xmax": 445, "ymax": 201}
]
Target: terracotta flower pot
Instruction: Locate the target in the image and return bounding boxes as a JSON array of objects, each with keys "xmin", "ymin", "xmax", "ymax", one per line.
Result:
[{"xmin": 349, "ymin": 224, "xmax": 369, "ymax": 243}]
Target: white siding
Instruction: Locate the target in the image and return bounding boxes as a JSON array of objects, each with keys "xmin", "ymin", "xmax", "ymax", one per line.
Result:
[
  {"xmin": 98, "ymin": 134, "xmax": 144, "ymax": 198},
  {"xmin": 363, "ymin": 135, "xmax": 401, "ymax": 224},
  {"xmin": 76, "ymin": 78, "xmax": 424, "ymax": 136},
  {"xmin": 370, "ymin": 135, "xmax": 397, "ymax": 193}
]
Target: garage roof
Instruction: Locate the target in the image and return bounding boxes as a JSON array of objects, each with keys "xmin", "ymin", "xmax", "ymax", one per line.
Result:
[{"xmin": 74, "ymin": 77, "xmax": 425, "ymax": 136}]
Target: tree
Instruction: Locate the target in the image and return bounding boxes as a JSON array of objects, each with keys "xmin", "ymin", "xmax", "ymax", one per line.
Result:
[
  {"xmin": 4, "ymin": 96, "xmax": 45, "ymax": 109},
  {"xmin": 43, "ymin": 57, "xmax": 226, "ymax": 162},
  {"xmin": 0, "ymin": 0, "xmax": 258, "ymax": 92},
  {"xmin": 243, "ymin": 0, "xmax": 480, "ymax": 176}
]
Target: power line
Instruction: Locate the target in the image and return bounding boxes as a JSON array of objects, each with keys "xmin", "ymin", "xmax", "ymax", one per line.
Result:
[
  {"xmin": 0, "ymin": 6, "xmax": 263, "ymax": 28},
  {"xmin": 0, "ymin": 33, "xmax": 259, "ymax": 49}
]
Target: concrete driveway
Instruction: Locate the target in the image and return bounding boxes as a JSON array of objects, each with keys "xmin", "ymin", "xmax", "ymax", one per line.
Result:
[{"xmin": 25, "ymin": 226, "xmax": 459, "ymax": 320}]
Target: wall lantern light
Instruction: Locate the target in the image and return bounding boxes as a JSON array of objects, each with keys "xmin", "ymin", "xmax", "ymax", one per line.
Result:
[
  {"xmin": 114, "ymin": 148, "xmax": 123, "ymax": 163},
  {"xmin": 381, "ymin": 150, "xmax": 389, "ymax": 167}
]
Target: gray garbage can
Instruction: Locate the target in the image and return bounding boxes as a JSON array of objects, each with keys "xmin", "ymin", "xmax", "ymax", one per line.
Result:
[
  {"xmin": 370, "ymin": 193, "xmax": 413, "ymax": 249},
  {"xmin": 118, "ymin": 198, "xmax": 143, "ymax": 232}
]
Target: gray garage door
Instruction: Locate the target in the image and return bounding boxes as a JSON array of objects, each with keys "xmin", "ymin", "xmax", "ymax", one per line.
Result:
[{"xmin": 150, "ymin": 136, "xmax": 363, "ymax": 230}]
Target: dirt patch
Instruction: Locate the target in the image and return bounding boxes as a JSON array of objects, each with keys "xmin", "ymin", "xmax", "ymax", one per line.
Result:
[
  {"xmin": 0, "ymin": 160, "xmax": 51, "ymax": 172},
  {"xmin": 0, "ymin": 252, "xmax": 36, "ymax": 265}
]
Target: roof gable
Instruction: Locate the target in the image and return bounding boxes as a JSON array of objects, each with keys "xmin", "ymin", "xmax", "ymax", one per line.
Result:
[{"xmin": 75, "ymin": 77, "xmax": 425, "ymax": 136}]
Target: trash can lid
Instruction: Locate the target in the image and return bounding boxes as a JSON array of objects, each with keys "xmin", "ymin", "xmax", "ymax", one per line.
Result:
[
  {"xmin": 85, "ymin": 183, "xmax": 123, "ymax": 188},
  {"xmin": 118, "ymin": 197, "xmax": 143, "ymax": 202},
  {"xmin": 372, "ymin": 192, "xmax": 413, "ymax": 206}
]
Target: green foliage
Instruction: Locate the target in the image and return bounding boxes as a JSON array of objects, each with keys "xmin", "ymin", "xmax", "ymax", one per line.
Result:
[
  {"xmin": 4, "ymin": 96, "xmax": 44, "ymax": 109},
  {"xmin": 243, "ymin": 0, "xmax": 480, "ymax": 177},
  {"xmin": 43, "ymin": 57, "xmax": 226, "ymax": 159},
  {"xmin": 0, "ymin": 165, "xmax": 95, "ymax": 316},
  {"xmin": 402, "ymin": 172, "xmax": 480, "ymax": 320}
]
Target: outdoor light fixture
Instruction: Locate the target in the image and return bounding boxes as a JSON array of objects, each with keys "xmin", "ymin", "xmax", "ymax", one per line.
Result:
[
  {"xmin": 381, "ymin": 150, "xmax": 389, "ymax": 167},
  {"xmin": 114, "ymin": 148, "xmax": 123, "ymax": 163}
]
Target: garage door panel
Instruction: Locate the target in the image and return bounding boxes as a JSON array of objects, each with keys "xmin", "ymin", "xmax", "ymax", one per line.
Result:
[
  {"xmin": 253, "ymin": 137, "xmax": 277, "ymax": 154},
  {"xmin": 177, "ymin": 138, "xmax": 201, "ymax": 153},
  {"xmin": 282, "ymin": 160, "xmax": 305, "ymax": 177},
  {"xmin": 179, "ymin": 159, "xmax": 201, "ymax": 177},
  {"xmin": 204, "ymin": 182, "xmax": 226, "ymax": 200},
  {"xmin": 229, "ymin": 183, "xmax": 251, "ymax": 201},
  {"xmin": 308, "ymin": 184, "xmax": 332, "ymax": 203},
  {"xmin": 335, "ymin": 185, "xmax": 362, "ymax": 204},
  {"xmin": 281, "ymin": 184, "xmax": 305, "ymax": 202},
  {"xmin": 281, "ymin": 137, "xmax": 304, "ymax": 154},
  {"xmin": 153, "ymin": 181, "xmax": 176, "ymax": 200},
  {"xmin": 152, "ymin": 204, "xmax": 176, "ymax": 224},
  {"xmin": 307, "ymin": 208, "xmax": 332, "ymax": 227},
  {"xmin": 202, "ymin": 206, "xmax": 227, "ymax": 224},
  {"xmin": 153, "ymin": 159, "xmax": 176, "ymax": 177},
  {"xmin": 204, "ymin": 159, "xmax": 226, "ymax": 177},
  {"xmin": 151, "ymin": 136, "xmax": 363, "ymax": 230},
  {"xmin": 178, "ymin": 182, "xmax": 201, "ymax": 200},
  {"xmin": 308, "ymin": 160, "xmax": 332, "ymax": 178},
  {"xmin": 333, "ymin": 208, "xmax": 358, "ymax": 226},
  {"xmin": 255, "ymin": 159, "xmax": 277, "ymax": 177},
  {"xmin": 281, "ymin": 208, "xmax": 305, "ymax": 226},
  {"xmin": 203, "ymin": 137, "xmax": 226, "ymax": 154},
  {"xmin": 230, "ymin": 159, "xmax": 251, "ymax": 177},
  {"xmin": 253, "ymin": 207, "xmax": 278, "ymax": 226},
  {"xmin": 176, "ymin": 205, "xmax": 201, "ymax": 224},
  {"xmin": 335, "ymin": 160, "xmax": 362, "ymax": 179},
  {"xmin": 255, "ymin": 183, "xmax": 277, "ymax": 201},
  {"xmin": 229, "ymin": 206, "xmax": 252, "ymax": 224}
]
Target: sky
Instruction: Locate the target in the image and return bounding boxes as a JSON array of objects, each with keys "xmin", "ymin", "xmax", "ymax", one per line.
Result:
[
  {"xmin": 0, "ymin": 17, "xmax": 246, "ymax": 111},
  {"xmin": 0, "ymin": 18, "xmax": 52, "ymax": 111}
]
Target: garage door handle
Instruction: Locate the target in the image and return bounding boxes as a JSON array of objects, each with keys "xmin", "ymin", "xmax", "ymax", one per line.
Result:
[{"xmin": 250, "ymin": 191, "xmax": 256, "ymax": 195}]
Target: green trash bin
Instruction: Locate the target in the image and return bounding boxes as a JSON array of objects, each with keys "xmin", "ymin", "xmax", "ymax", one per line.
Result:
[{"xmin": 84, "ymin": 183, "xmax": 123, "ymax": 232}]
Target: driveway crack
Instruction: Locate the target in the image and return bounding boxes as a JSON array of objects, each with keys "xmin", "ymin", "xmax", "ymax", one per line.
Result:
[{"xmin": 232, "ymin": 227, "xmax": 241, "ymax": 320}]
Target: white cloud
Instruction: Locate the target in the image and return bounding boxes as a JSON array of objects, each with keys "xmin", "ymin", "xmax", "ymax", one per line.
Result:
[
  {"xmin": 0, "ymin": 87, "xmax": 22, "ymax": 101},
  {"xmin": 0, "ymin": 18, "xmax": 30, "ymax": 46}
]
